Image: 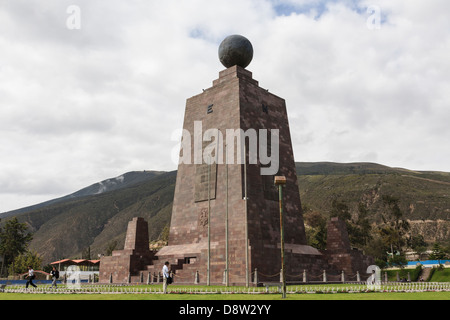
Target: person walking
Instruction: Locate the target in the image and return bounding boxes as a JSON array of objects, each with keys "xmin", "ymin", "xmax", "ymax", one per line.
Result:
[
  {"xmin": 26, "ymin": 266, "xmax": 37, "ymax": 289},
  {"xmin": 162, "ymin": 261, "xmax": 171, "ymax": 294},
  {"xmin": 50, "ymin": 266, "xmax": 59, "ymax": 289}
]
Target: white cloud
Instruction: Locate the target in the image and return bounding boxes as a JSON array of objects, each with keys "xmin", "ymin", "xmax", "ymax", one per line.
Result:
[{"xmin": 0, "ymin": 0, "xmax": 449, "ymax": 212}]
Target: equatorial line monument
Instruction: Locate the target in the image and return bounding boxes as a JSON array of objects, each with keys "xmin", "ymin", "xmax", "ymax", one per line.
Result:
[{"xmin": 99, "ymin": 35, "xmax": 373, "ymax": 285}]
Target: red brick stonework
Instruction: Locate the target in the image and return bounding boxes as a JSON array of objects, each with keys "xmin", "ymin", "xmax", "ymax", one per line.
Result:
[
  {"xmin": 99, "ymin": 217, "xmax": 155, "ymax": 283},
  {"xmin": 153, "ymin": 66, "xmax": 329, "ymax": 285},
  {"xmin": 324, "ymin": 217, "xmax": 374, "ymax": 276}
]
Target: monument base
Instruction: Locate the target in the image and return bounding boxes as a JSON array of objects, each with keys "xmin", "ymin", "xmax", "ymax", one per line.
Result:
[{"xmin": 99, "ymin": 216, "xmax": 374, "ymax": 285}]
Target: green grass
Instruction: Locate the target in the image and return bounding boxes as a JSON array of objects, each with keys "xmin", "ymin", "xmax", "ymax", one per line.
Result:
[
  {"xmin": 1, "ymin": 284, "xmax": 449, "ymax": 300},
  {"xmin": 384, "ymin": 267, "xmax": 450, "ymax": 283},
  {"xmin": 1, "ymin": 291, "xmax": 449, "ymax": 301},
  {"xmin": 430, "ymin": 268, "xmax": 450, "ymax": 282},
  {"xmin": 385, "ymin": 267, "xmax": 423, "ymax": 282}
]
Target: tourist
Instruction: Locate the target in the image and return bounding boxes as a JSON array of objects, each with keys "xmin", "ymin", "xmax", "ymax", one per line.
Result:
[
  {"xmin": 162, "ymin": 261, "xmax": 171, "ymax": 294},
  {"xmin": 25, "ymin": 266, "xmax": 37, "ymax": 289},
  {"xmin": 50, "ymin": 266, "xmax": 59, "ymax": 289}
]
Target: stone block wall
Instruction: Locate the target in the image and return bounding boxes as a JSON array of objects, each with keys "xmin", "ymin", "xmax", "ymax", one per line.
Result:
[{"xmin": 99, "ymin": 217, "xmax": 155, "ymax": 283}]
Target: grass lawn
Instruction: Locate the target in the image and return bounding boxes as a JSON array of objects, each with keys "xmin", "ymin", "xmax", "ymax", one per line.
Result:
[
  {"xmin": 1, "ymin": 285, "xmax": 449, "ymax": 301},
  {"xmin": 385, "ymin": 267, "xmax": 422, "ymax": 282},
  {"xmin": 430, "ymin": 268, "xmax": 450, "ymax": 282},
  {"xmin": 1, "ymin": 292, "xmax": 449, "ymax": 300},
  {"xmin": 4, "ymin": 288, "xmax": 444, "ymax": 319}
]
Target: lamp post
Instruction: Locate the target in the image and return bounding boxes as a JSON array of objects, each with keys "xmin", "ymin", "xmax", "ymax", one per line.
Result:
[
  {"xmin": 207, "ymin": 155, "xmax": 211, "ymax": 286},
  {"xmin": 225, "ymin": 144, "xmax": 229, "ymax": 287},
  {"xmin": 244, "ymin": 142, "xmax": 249, "ymax": 288},
  {"xmin": 275, "ymin": 176, "xmax": 287, "ymax": 299}
]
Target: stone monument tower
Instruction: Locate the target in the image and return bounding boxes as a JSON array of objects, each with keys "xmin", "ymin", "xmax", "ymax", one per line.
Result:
[
  {"xmin": 99, "ymin": 35, "xmax": 374, "ymax": 285},
  {"xmin": 155, "ymin": 35, "xmax": 324, "ymax": 285}
]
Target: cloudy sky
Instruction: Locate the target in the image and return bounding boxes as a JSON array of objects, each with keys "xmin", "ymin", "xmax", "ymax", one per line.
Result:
[{"xmin": 1, "ymin": 0, "xmax": 449, "ymax": 213}]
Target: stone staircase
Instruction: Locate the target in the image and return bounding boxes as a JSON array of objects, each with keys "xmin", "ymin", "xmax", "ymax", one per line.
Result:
[{"xmin": 419, "ymin": 267, "xmax": 432, "ymax": 282}]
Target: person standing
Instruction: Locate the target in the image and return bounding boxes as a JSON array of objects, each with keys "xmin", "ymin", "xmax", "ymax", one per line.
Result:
[
  {"xmin": 50, "ymin": 266, "xmax": 59, "ymax": 289},
  {"xmin": 26, "ymin": 266, "xmax": 37, "ymax": 289},
  {"xmin": 162, "ymin": 261, "xmax": 170, "ymax": 294}
]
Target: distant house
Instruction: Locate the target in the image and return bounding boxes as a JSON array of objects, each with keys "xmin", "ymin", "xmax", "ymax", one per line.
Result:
[
  {"xmin": 50, "ymin": 259, "xmax": 100, "ymax": 280},
  {"xmin": 51, "ymin": 259, "xmax": 100, "ymax": 271}
]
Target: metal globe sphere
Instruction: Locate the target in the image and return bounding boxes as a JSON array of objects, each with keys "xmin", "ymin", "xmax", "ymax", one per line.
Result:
[{"xmin": 218, "ymin": 35, "xmax": 253, "ymax": 69}]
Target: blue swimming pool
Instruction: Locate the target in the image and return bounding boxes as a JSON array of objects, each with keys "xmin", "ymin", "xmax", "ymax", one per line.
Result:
[{"xmin": 407, "ymin": 260, "xmax": 450, "ymax": 266}]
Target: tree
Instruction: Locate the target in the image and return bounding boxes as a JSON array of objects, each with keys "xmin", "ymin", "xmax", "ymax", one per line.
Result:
[
  {"xmin": 350, "ymin": 202, "xmax": 373, "ymax": 247},
  {"xmin": 330, "ymin": 199, "xmax": 351, "ymax": 221},
  {"xmin": 82, "ymin": 246, "xmax": 91, "ymax": 260},
  {"xmin": 428, "ymin": 243, "xmax": 447, "ymax": 262},
  {"xmin": 388, "ymin": 254, "xmax": 408, "ymax": 268},
  {"xmin": 379, "ymin": 195, "xmax": 410, "ymax": 257},
  {"xmin": 444, "ymin": 242, "xmax": 450, "ymax": 258},
  {"xmin": 303, "ymin": 210, "xmax": 327, "ymax": 250},
  {"xmin": 330, "ymin": 200, "xmax": 373, "ymax": 249},
  {"xmin": 410, "ymin": 235, "xmax": 427, "ymax": 250},
  {"xmin": 364, "ymin": 236, "xmax": 389, "ymax": 269},
  {"xmin": 0, "ymin": 217, "xmax": 33, "ymax": 276},
  {"xmin": 410, "ymin": 235, "xmax": 427, "ymax": 260},
  {"xmin": 9, "ymin": 250, "xmax": 42, "ymax": 275},
  {"xmin": 105, "ymin": 240, "xmax": 118, "ymax": 256},
  {"xmin": 159, "ymin": 224, "xmax": 170, "ymax": 243}
]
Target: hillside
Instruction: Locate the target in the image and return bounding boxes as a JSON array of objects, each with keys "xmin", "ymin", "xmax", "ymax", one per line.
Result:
[
  {"xmin": 296, "ymin": 162, "xmax": 450, "ymax": 244},
  {"xmin": 0, "ymin": 171, "xmax": 166, "ymax": 219},
  {"xmin": 1, "ymin": 171, "xmax": 176, "ymax": 264},
  {"xmin": 1, "ymin": 162, "xmax": 449, "ymax": 265}
]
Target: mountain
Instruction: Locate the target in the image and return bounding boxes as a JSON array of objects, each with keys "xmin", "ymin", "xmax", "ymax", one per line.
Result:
[
  {"xmin": 296, "ymin": 162, "xmax": 450, "ymax": 221},
  {"xmin": 0, "ymin": 171, "xmax": 176, "ymax": 264},
  {"xmin": 296, "ymin": 162, "xmax": 450, "ymax": 244},
  {"xmin": 1, "ymin": 162, "xmax": 449, "ymax": 265},
  {"xmin": 296, "ymin": 162, "xmax": 399, "ymax": 175},
  {"xmin": 0, "ymin": 171, "xmax": 166, "ymax": 219}
]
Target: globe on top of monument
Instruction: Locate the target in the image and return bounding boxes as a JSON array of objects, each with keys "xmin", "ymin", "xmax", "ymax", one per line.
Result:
[{"xmin": 218, "ymin": 35, "xmax": 254, "ymax": 69}]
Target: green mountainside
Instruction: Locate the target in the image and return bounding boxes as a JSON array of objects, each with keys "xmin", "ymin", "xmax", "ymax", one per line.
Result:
[
  {"xmin": 296, "ymin": 162, "xmax": 450, "ymax": 249},
  {"xmin": 0, "ymin": 171, "xmax": 166, "ymax": 219},
  {"xmin": 297, "ymin": 162, "xmax": 450, "ymax": 221},
  {"xmin": 1, "ymin": 162, "xmax": 449, "ymax": 265},
  {"xmin": 1, "ymin": 171, "xmax": 176, "ymax": 264}
]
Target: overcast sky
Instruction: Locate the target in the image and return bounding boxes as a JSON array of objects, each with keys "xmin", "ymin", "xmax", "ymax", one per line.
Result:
[{"xmin": 1, "ymin": 0, "xmax": 449, "ymax": 213}]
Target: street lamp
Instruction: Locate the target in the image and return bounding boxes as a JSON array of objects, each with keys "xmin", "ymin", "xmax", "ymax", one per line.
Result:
[{"xmin": 274, "ymin": 176, "xmax": 287, "ymax": 299}]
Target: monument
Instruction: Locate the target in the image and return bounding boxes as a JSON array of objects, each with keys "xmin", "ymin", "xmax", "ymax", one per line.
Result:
[
  {"xmin": 99, "ymin": 35, "xmax": 373, "ymax": 285},
  {"xmin": 99, "ymin": 217, "xmax": 155, "ymax": 283}
]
